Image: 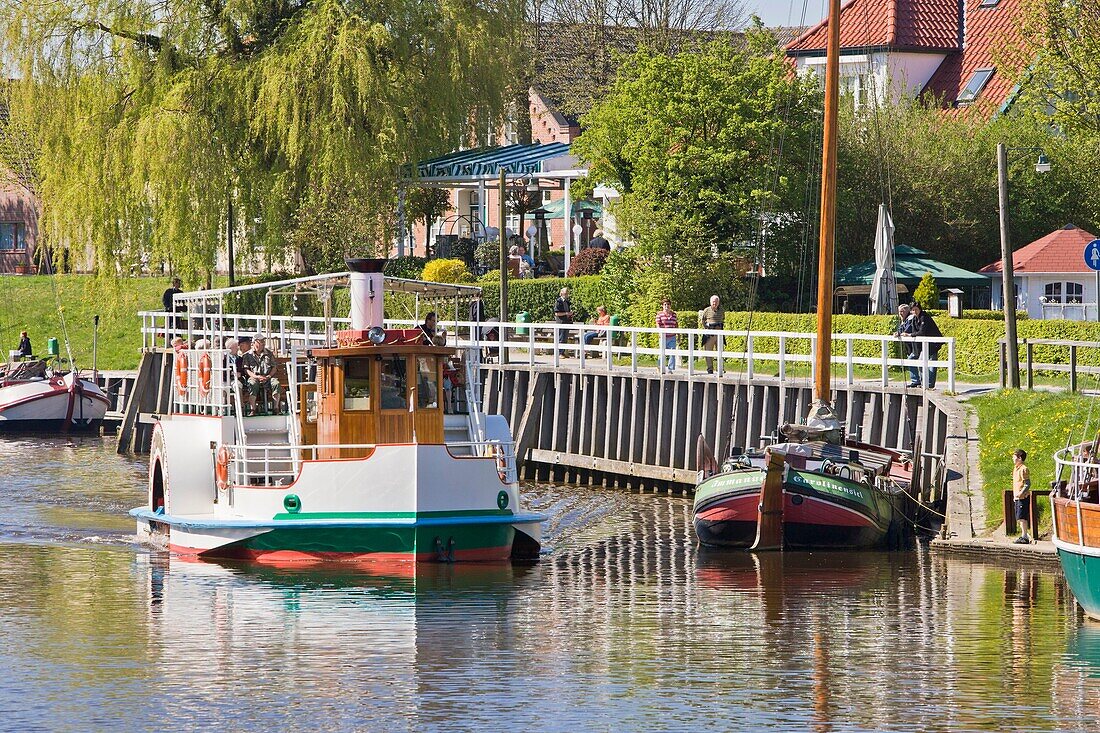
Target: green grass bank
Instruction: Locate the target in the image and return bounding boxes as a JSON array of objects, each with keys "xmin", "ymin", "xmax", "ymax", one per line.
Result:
[
  {"xmin": 971, "ymin": 390, "xmax": 1095, "ymax": 533},
  {"xmin": 0, "ymin": 275, "xmax": 176, "ymax": 371}
]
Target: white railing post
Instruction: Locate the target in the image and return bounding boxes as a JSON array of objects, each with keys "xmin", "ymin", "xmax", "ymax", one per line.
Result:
[
  {"xmin": 809, "ymin": 336, "xmax": 817, "ymax": 384},
  {"xmin": 881, "ymin": 339, "xmax": 889, "ymax": 388},
  {"xmin": 921, "ymin": 342, "xmax": 929, "ymax": 391},
  {"xmin": 717, "ymin": 331, "xmax": 724, "ymax": 378},
  {"xmin": 846, "ymin": 337, "xmax": 854, "ymax": 386},
  {"xmin": 631, "ymin": 331, "xmax": 638, "ymax": 374},
  {"xmin": 658, "ymin": 332, "xmax": 666, "ymax": 375},
  {"xmin": 687, "ymin": 331, "xmax": 695, "ymax": 377},
  {"xmin": 778, "ymin": 335, "xmax": 786, "ymax": 382},
  {"xmin": 606, "ymin": 328, "xmax": 614, "ymax": 370},
  {"xmin": 553, "ymin": 324, "xmax": 561, "ymax": 368},
  {"xmin": 746, "ymin": 334, "xmax": 754, "ymax": 380},
  {"xmin": 947, "ymin": 338, "xmax": 956, "ymax": 393},
  {"xmin": 579, "ymin": 329, "xmax": 586, "ymax": 369}
]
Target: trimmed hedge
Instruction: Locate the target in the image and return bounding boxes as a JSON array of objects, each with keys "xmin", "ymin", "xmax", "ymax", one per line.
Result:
[
  {"xmin": 479, "ymin": 275, "xmax": 610, "ymax": 323},
  {"xmin": 687, "ymin": 311, "xmax": 1100, "ymax": 376}
]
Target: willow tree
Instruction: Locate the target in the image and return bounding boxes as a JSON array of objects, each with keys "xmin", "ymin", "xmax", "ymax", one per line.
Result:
[{"xmin": 0, "ymin": 0, "xmax": 525, "ymax": 281}]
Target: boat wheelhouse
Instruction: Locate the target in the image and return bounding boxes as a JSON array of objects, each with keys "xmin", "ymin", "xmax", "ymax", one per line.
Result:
[{"xmin": 130, "ymin": 260, "xmax": 544, "ymax": 567}]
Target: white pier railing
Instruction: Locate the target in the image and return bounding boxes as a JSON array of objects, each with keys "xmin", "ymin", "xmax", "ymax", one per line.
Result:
[{"xmin": 141, "ymin": 311, "xmax": 956, "ymax": 392}]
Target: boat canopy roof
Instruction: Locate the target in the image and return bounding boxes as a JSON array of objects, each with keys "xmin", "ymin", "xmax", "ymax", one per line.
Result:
[{"xmin": 173, "ymin": 272, "xmax": 481, "ymax": 308}]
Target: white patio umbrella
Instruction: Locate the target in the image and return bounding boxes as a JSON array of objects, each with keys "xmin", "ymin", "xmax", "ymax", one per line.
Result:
[{"xmin": 868, "ymin": 203, "xmax": 898, "ymax": 315}]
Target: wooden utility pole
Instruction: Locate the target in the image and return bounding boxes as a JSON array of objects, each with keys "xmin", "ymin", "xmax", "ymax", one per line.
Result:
[
  {"xmin": 997, "ymin": 142, "xmax": 1019, "ymax": 389},
  {"xmin": 813, "ymin": 0, "xmax": 841, "ymax": 404}
]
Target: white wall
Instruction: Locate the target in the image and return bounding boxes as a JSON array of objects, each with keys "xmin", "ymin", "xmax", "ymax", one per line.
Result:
[
  {"xmin": 795, "ymin": 50, "xmax": 947, "ymax": 107},
  {"xmin": 991, "ymin": 273, "xmax": 1100, "ymax": 320}
]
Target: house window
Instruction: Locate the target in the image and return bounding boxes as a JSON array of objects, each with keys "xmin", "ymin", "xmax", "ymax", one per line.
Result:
[
  {"xmin": 957, "ymin": 68, "xmax": 995, "ymax": 104},
  {"xmin": 468, "ymin": 191, "xmax": 481, "ymax": 236},
  {"xmin": 841, "ymin": 73, "xmax": 873, "ymax": 110},
  {"xmin": 979, "ymin": 0, "xmax": 1000, "ymax": 6},
  {"xmin": 1044, "ymin": 282, "xmax": 1063, "ymax": 303},
  {"xmin": 0, "ymin": 223, "xmax": 22, "ymax": 251},
  {"xmin": 1066, "ymin": 282, "xmax": 1083, "ymax": 303}
]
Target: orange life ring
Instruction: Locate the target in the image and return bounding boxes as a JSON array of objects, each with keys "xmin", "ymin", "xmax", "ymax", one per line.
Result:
[
  {"xmin": 198, "ymin": 353, "xmax": 212, "ymax": 397},
  {"xmin": 175, "ymin": 354, "xmax": 188, "ymax": 396},
  {"xmin": 214, "ymin": 445, "xmax": 231, "ymax": 490}
]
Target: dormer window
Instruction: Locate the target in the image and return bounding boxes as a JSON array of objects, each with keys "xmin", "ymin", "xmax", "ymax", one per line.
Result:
[
  {"xmin": 957, "ymin": 68, "xmax": 994, "ymax": 105},
  {"xmin": 979, "ymin": 0, "xmax": 1000, "ymax": 6}
]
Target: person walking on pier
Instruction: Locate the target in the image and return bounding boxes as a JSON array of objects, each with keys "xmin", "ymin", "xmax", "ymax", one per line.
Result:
[
  {"xmin": 554, "ymin": 287, "xmax": 574, "ymax": 346},
  {"xmin": 657, "ymin": 299, "xmax": 679, "ymax": 374},
  {"xmin": 1012, "ymin": 449, "xmax": 1033, "ymax": 544},
  {"xmin": 700, "ymin": 295, "xmax": 724, "ymax": 374}
]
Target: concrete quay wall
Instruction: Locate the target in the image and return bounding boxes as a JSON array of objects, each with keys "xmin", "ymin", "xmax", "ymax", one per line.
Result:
[{"xmin": 481, "ymin": 364, "xmax": 965, "ymax": 505}]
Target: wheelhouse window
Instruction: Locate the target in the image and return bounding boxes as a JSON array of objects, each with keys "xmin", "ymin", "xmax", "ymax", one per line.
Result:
[
  {"xmin": 416, "ymin": 357, "xmax": 439, "ymax": 409},
  {"xmin": 343, "ymin": 358, "xmax": 371, "ymax": 411},
  {"xmin": 0, "ymin": 223, "xmax": 22, "ymax": 251},
  {"xmin": 380, "ymin": 356, "xmax": 408, "ymax": 410},
  {"xmin": 957, "ymin": 68, "xmax": 994, "ymax": 104}
]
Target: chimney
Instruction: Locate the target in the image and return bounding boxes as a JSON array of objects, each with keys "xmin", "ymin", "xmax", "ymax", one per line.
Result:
[{"xmin": 346, "ymin": 258, "xmax": 387, "ymax": 330}]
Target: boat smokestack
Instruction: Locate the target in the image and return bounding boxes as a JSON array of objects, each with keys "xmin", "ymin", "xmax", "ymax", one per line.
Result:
[{"xmin": 346, "ymin": 258, "xmax": 387, "ymax": 330}]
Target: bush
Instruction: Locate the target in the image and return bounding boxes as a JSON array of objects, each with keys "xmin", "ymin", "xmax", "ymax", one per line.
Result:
[
  {"xmin": 478, "ymin": 269, "xmax": 501, "ymax": 283},
  {"xmin": 567, "ymin": 247, "xmax": 610, "ymax": 276},
  {"xmin": 422, "ymin": 258, "xmax": 474, "ymax": 284},
  {"xmin": 598, "ymin": 248, "xmax": 641, "ymax": 317},
  {"xmin": 913, "ymin": 272, "xmax": 938, "ymax": 310},
  {"xmin": 475, "ymin": 239, "xmax": 505, "ymax": 269},
  {"xmin": 384, "ymin": 256, "xmax": 428, "ymax": 280},
  {"xmin": 451, "ymin": 237, "xmax": 477, "ymax": 266}
]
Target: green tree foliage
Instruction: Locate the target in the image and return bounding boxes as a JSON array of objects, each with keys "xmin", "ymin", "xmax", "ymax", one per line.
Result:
[
  {"xmin": 405, "ymin": 186, "xmax": 452, "ymax": 252},
  {"xmin": 912, "ymin": 272, "xmax": 939, "ymax": 310},
  {"xmin": 575, "ymin": 33, "xmax": 817, "ymax": 259},
  {"xmin": 1, "ymin": 0, "xmax": 525, "ymax": 282}
]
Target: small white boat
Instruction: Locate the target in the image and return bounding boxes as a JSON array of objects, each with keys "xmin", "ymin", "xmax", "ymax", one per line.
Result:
[
  {"xmin": 0, "ymin": 361, "xmax": 110, "ymax": 430},
  {"xmin": 131, "ymin": 261, "xmax": 545, "ymax": 568}
]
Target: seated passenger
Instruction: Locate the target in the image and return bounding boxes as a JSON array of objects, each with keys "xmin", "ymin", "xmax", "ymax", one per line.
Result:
[
  {"xmin": 419, "ymin": 311, "xmax": 446, "ymax": 346},
  {"xmin": 242, "ymin": 336, "xmax": 282, "ymax": 415},
  {"xmin": 1072, "ymin": 443, "xmax": 1098, "ymax": 501}
]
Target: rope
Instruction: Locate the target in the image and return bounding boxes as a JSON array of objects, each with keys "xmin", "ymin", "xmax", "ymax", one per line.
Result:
[{"xmin": 42, "ymin": 251, "xmax": 76, "ymax": 372}]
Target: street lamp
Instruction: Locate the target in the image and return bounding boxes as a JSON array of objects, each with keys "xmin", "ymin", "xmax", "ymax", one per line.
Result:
[{"xmin": 996, "ymin": 143, "xmax": 1050, "ymax": 389}]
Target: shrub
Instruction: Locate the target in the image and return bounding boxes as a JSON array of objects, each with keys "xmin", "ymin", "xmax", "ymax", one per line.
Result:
[
  {"xmin": 384, "ymin": 256, "xmax": 428, "ymax": 280},
  {"xmin": 475, "ymin": 239, "xmax": 505, "ymax": 268},
  {"xmin": 421, "ymin": 258, "xmax": 474, "ymax": 284},
  {"xmin": 913, "ymin": 272, "xmax": 938, "ymax": 310},
  {"xmin": 451, "ymin": 237, "xmax": 477, "ymax": 266},
  {"xmin": 478, "ymin": 269, "xmax": 501, "ymax": 283},
  {"xmin": 567, "ymin": 247, "xmax": 610, "ymax": 276}
]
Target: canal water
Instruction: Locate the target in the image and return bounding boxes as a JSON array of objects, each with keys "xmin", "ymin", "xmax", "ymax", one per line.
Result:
[{"xmin": 1, "ymin": 434, "xmax": 1098, "ymax": 732}]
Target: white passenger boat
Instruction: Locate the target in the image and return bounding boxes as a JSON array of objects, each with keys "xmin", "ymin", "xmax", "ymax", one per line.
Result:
[
  {"xmin": 0, "ymin": 360, "xmax": 109, "ymax": 430},
  {"xmin": 130, "ymin": 260, "xmax": 544, "ymax": 567}
]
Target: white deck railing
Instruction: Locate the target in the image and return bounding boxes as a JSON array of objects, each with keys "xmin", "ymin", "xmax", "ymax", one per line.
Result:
[
  {"xmin": 141, "ymin": 310, "xmax": 956, "ymax": 392},
  {"xmin": 226, "ymin": 439, "xmax": 517, "ymax": 487}
]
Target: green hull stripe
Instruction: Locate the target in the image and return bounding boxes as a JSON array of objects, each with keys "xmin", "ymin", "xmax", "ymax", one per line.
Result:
[
  {"xmin": 272, "ymin": 509, "xmax": 515, "ymax": 521},
  {"xmin": 238, "ymin": 523, "xmax": 514, "ymax": 554},
  {"xmin": 1058, "ymin": 547, "xmax": 1100, "ymax": 620}
]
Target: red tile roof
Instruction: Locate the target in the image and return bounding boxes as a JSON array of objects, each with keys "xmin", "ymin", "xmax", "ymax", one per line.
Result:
[
  {"xmin": 923, "ymin": 0, "xmax": 1025, "ymax": 117},
  {"xmin": 786, "ymin": 0, "xmax": 1030, "ymax": 117},
  {"xmin": 787, "ymin": 0, "xmax": 960, "ymax": 54},
  {"xmin": 979, "ymin": 225, "xmax": 1100, "ymax": 275}
]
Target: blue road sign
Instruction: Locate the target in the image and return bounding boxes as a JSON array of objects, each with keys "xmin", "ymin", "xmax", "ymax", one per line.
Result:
[{"xmin": 1087, "ymin": 240, "xmax": 1100, "ymax": 271}]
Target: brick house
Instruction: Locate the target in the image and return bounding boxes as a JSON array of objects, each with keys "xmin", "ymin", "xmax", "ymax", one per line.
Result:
[
  {"xmin": 0, "ymin": 177, "xmax": 37, "ymax": 274},
  {"xmin": 786, "ymin": 0, "xmax": 1026, "ymax": 117}
]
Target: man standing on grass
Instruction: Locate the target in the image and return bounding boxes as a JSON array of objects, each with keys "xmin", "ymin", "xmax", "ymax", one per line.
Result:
[{"xmin": 1012, "ymin": 449, "xmax": 1032, "ymax": 544}]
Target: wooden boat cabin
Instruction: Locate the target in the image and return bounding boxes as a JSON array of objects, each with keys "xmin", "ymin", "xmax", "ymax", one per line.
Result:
[{"xmin": 306, "ymin": 338, "xmax": 453, "ymax": 458}]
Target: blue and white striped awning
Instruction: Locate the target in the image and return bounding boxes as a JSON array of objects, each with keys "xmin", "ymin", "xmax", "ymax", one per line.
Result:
[{"xmin": 412, "ymin": 142, "xmax": 580, "ymax": 182}]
